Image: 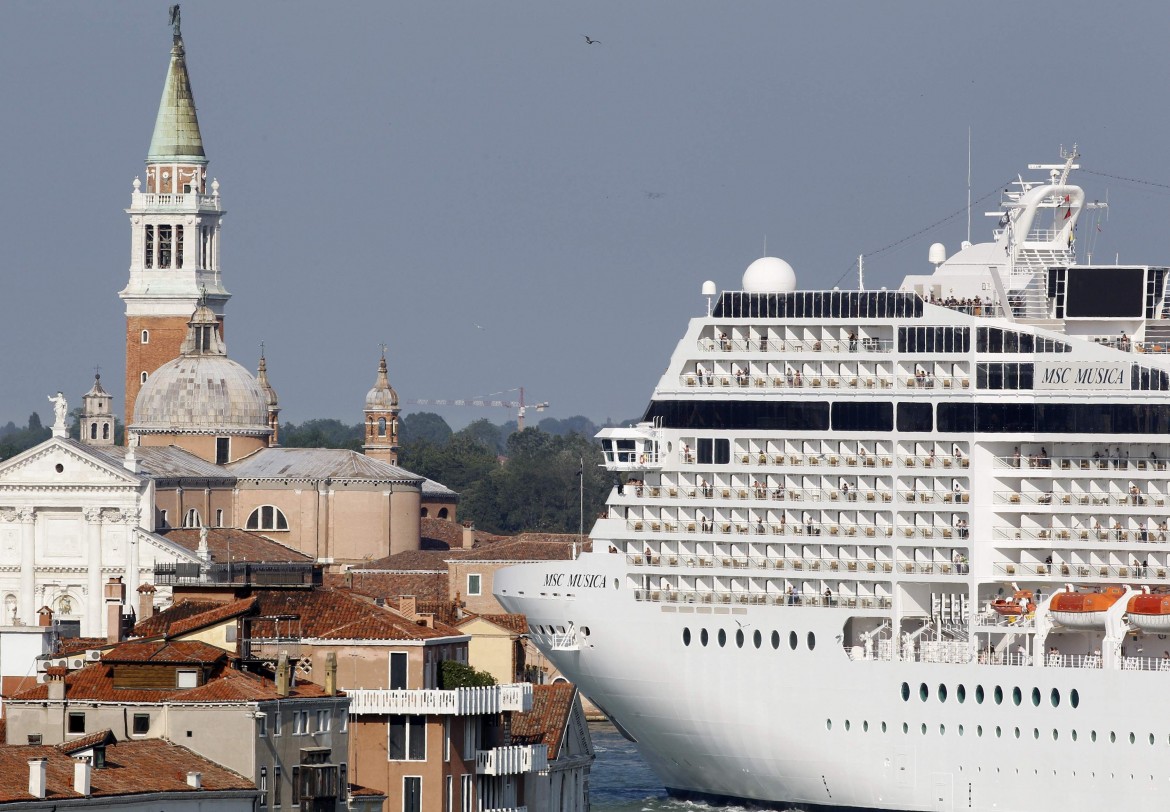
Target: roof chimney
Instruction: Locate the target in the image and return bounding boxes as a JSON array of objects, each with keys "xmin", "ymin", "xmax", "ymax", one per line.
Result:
[
  {"xmin": 275, "ymin": 652, "xmax": 290, "ymax": 698},
  {"xmin": 324, "ymin": 652, "xmax": 338, "ymax": 696},
  {"xmin": 104, "ymin": 577, "xmax": 126, "ymax": 644},
  {"xmin": 36, "ymin": 605, "xmax": 53, "ymax": 627},
  {"xmin": 187, "ymin": 771, "xmax": 202, "ymax": 789},
  {"xmin": 46, "ymin": 666, "xmax": 66, "ymax": 701},
  {"xmin": 462, "ymin": 522, "xmax": 475, "ymax": 549},
  {"xmin": 28, "ymin": 758, "xmax": 47, "ymax": 799},
  {"xmin": 73, "ymin": 758, "xmax": 92, "ymax": 796},
  {"xmin": 400, "ymin": 596, "xmax": 416, "ymax": 619},
  {"xmin": 137, "ymin": 583, "xmax": 157, "ymax": 621}
]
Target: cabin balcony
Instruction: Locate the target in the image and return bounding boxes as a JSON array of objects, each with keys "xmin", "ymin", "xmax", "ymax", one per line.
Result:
[
  {"xmin": 476, "ymin": 744, "xmax": 548, "ymax": 776},
  {"xmin": 347, "ymin": 684, "xmax": 533, "ymax": 716}
]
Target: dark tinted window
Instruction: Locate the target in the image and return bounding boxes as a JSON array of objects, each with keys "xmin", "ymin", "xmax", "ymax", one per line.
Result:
[
  {"xmin": 896, "ymin": 402, "xmax": 933, "ymax": 432},
  {"xmin": 831, "ymin": 401, "xmax": 893, "ymax": 432}
]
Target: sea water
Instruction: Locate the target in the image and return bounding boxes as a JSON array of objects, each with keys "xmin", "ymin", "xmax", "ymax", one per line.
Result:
[{"xmin": 588, "ymin": 722, "xmax": 757, "ymax": 812}]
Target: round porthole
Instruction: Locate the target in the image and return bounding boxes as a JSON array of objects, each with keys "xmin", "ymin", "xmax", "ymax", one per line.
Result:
[
  {"xmin": 938, "ymin": 684, "xmax": 948, "ymax": 703},
  {"xmin": 682, "ymin": 628, "xmax": 691, "ymax": 646},
  {"xmin": 700, "ymin": 629, "xmax": 709, "ymax": 647},
  {"xmin": 789, "ymin": 631, "xmax": 798, "ymax": 650},
  {"xmin": 771, "ymin": 630, "xmax": 780, "ymax": 649},
  {"xmin": 1031, "ymin": 687, "xmax": 1041, "ymax": 707},
  {"xmin": 54, "ymin": 464, "xmax": 64, "ymax": 473},
  {"xmin": 718, "ymin": 629, "xmax": 727, "ymax": 647},
  {"xmin": 736, "ymin": 629, "xmax": 745, "ymax": 648},
  {"xmin": 901, "ymin": 682, "xmax": 910, "ymax": 702},
  {"xmin": 753, "ymin": 630, "xmax": 762, "ymax": 648}
]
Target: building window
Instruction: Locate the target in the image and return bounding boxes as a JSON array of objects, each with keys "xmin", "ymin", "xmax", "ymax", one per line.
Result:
[
  {"xmin": 339, "ymin": 712, "xmax": 347, "ymax": 733},
  {"xmin": 177, "ymin": 669, "xmax": 198, "ymax": 688},
  {"xmin": 141, "ymin": 371, "xmax": 148, "ymax": 384},
  {"xmin": 215, "ymin": 509, "xmax": 224, "ymax": 527},
  {"xmin": 141, "ymin": 330, "xmax": 149, "ymax": 344},
  {"xmin": 378, "ymin": 417, "xmax": 387, "ymax": 437},
  {"xmin": 216, "ymin": 437, "xmax": 230, "ymax": 465},
  {"xmin": 388, "ymin": 715, "xmax": 426, "ymax": 760},
  {"xmin": 445, "ymin": 775, "xmax": 453, "ymax": 812},
  {"xmin": 145, "ymin": 225, "xmax": 154, "ymax": 268},
  {"xmin": 102, "ymin": 422, "xmax": 110, "ymax": 440},
  {"xmin": 274, "ymin": 766, "xmax": 282, "ymax": 806},
  {"xmin": 260, "ymin": 766, "xmax": 268, "ymax": 794},
  {"xmin": 159, "ymin": 509, "xmax": 168, "ymax": 528},
  {"xmin": 158, "ymin": 225, "xmax": 172, "ymax": 268},
  {"xmin": 182, "ymin": 508, "xmax": 202, "ymax": 528},
  {"xmin": 67, "ymin": 712, "xmax": 85, "ymax": 734},
  {"xmin": 467, "ymin": 574, "xmax": 482, "ymax": 596},
  {"xmin": 460, "ymin": 774, "xmax": 474, "ymax": 812},
  {"xmin": 438, "ymin": 507, "xmax": 449, "ymax": 519},
  {"xmin": 132, "ymin": 713, "xmax": 150, "ymax": 735},
  {"xmin": 175, "ymin": 225, "xmax": 184, "ymax": 268},
  {"xmin": 316, "ymin": 709, "xmax": 331, "ymax": 733},
  {"xmin": 292, "ymin": 767, "xmax": 300, "ymax": 806},
  {"xmin": 274, "ymin": 712, "xmax": 282, "ymax": 736},
  {"xmin": 443, "ymin": 718, "xmax": 451, "ymax": 762},
  {"xmin": 421, "ymin": 507, "xmax": 428, "ymax": 518},
  {"xmin": 294, "ymin": 710, "xmax": 309, "ymax": 735},
  {"xmin": 90, "ymin": 423, "xmax": 98, "ymax": 440},
  {"xmin": 390, "ymin": 652, "xmax": 407, "ymax": 689},
  {"xmin": 258, "ymin": 713, "xmax": 268, "ymax": 737},
  {"xmin": 338, "ymin": 764, "xmax": 347, "ymax": 801},
  {"xmin": 403, "ymin": 777, "xmax": 422, "ymax": 812},
  {"xmin": 247, "ymin": 506, "xmax": 289, "ymax": 531}
]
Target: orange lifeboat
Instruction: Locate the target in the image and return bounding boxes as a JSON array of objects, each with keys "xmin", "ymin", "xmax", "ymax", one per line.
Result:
[
  {"xmin": 1127, "ymin": 593, "xmax": 1170, "ymax": 633},
  {"xmin": 1050, "ymin": 586, "xmax": 1125, "ymax": 630},
  {"xmin": 990, "ymin": 590, "xmax": 1034, "ymax": 617}
]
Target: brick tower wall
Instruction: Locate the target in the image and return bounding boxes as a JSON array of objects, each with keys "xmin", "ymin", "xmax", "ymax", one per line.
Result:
[{"xmin": 124, "ymin": 315, "xmax": 224, "ymax": 432}]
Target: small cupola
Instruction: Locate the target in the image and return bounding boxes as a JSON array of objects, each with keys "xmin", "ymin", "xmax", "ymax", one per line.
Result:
[{"xmin": 81, "ymin": 374, "xmax": 116, "ymax": 446}]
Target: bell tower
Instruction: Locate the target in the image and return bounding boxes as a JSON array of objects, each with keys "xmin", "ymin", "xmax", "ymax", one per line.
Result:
[
  {"xmin": 80, "ymin": 374, "xmax": 116, "ymax": 447},
  {"xmin": 120, "ymin": 6, "xmax": 229, "ymax": 433},
  {"xmin": 363, "ymin": 349, "xmax": 400, "ymax": 464}
]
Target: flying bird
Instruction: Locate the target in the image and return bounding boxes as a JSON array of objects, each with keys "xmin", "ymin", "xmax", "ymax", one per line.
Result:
[
  {"xmin": 583, "ymin": 35, "xmax": 601, "ymax": 45},
  {"xmin": 474, "ymin": 323, "xmax": 485, "ymax": 331}
]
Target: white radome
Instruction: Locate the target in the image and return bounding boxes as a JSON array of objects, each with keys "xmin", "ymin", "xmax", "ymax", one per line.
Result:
[{"xmin": 742, "ymin": 256, "xmax": 796, "ymax": 293}]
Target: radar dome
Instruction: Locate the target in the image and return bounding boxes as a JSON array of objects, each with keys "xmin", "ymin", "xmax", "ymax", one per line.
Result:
[
  {"xmin": 928, "ymin": 243, "xmax": 947, "ymax": 266},
  {"xmin": 742, "ymin": 257, "xmax": 796, "ymax": 293}
]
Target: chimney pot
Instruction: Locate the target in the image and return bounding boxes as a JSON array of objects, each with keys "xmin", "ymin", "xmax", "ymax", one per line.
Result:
[
  {"xmin": 275, "ymin": 653, "xmax": 290, "ymax": 698},
  {"xmin": 324, "ymin": 652, "xmax": 338, "ymax": 697},
  {"xmin": 28, "ymin": 758, "xmax": 47, "ymax": 799},
  {"xmin": 187, "ymin": 771, "xmax": 202, "ymax": 789},
  {"xmin": 74, "ymin": 758, "xmax": 92, "ymax": 796}
]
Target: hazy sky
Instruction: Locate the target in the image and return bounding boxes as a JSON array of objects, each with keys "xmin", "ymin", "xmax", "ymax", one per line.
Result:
[{"xmin": 3, "ymin": 2, "xmax": 1170, "ymax": 430}]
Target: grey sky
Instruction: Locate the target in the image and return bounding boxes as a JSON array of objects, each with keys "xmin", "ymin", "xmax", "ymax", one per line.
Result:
[{"xmin": 3, "ymin": 2, "xmax": 1170, "ymax": 430}]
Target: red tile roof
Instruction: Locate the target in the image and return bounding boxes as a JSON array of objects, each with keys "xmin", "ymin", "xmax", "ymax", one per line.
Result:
[
  {"xmin": 104, "ymin": 640, "xmax": 227, "ymax": 664},
  {"xmin": 331, "ymin": 571, "xmax": 450, "ymax": 603},
  {"xmin": 56, "ymin": 637, "xmax": 109, "ymax": 657},
  {"xmin": 161, "ymin": 527, "xmax": 313, "ymax": 563},
  {"xmin": 57, "ymin": 729, "xmax": 116, "ymax": 754},
  {"xmin": 132, "ymin": 597, "xmax": 258, "ymax": 640},
  {"xmin": 246, "ymin": 589, "xmax": 462, "ymax": 641},
  {"xmin": 458, "ymin": 613, "xmax": 528, "ymax": 634},
  {"xmin": 132, "ymin": 599, "xmax": 230, "ymax": 638},
  {"xmin": 453, "ymin": 538, "xmax": 588, "ymax": 562},
  {"xmin": 509, "ymin": 683, "xmax": 577, "ymax": 759},
  {"xmin": 0, "ymin": 739, "xmax": 255, "ymax": 801}
]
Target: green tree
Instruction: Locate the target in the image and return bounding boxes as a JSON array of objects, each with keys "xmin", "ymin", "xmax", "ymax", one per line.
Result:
[
  {"xmin": 438, "ymin": 660, "xmax": 497, "ymax": 688},
  {"xmin": 279, "ymin": 419, "xmax": 362, "ymax": 450},
  {"xmin": 457, "ymin": 418, "xmax": 505, "ymax": 453},
  {"xmin": 399, "ymin": 412, "xmax": 453, "ymax": 446}
]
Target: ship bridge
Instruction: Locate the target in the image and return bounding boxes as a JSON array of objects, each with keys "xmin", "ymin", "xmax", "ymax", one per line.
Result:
[{"xmin": 599, "ymin": 423, "xmax": 664, "ymax": 471}]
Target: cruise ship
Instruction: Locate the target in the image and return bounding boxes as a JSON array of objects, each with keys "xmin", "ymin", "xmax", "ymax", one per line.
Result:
[{"xmin": 494, "ymin": 149, "xmax": 1170, "ymax": 812}]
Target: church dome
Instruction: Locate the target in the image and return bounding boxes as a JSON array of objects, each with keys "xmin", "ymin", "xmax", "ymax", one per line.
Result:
[
  {"xmin": 131, "ymin": 354, "xmax": 272, "ymax": 436},
  {"xmin": 365, "ymin": 355, "xmax": 399, "ymax": 410}
]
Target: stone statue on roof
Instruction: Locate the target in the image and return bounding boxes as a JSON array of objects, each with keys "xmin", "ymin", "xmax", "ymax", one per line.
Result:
[
  {"xmin": 169, "ymin": 5, "xmax": 181, "ymax": 41},
  {"xmin": 47, "ymin": 392, "xmax": 68, "ymax": 437}
]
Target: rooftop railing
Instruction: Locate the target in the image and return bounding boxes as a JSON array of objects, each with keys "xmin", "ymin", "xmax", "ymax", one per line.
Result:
[{"xmin": 347, "ymin": 684, "xmax": 533, "ymax": 716}]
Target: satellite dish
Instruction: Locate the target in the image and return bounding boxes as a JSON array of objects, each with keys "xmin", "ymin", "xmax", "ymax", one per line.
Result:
[{"xmin": 701, "ymin": 280, "xmax": 717, "ymax": 296}]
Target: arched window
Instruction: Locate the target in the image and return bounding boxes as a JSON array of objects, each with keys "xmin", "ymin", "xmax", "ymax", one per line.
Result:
[
  {"xmin": 182, "ymin": 509, "xmax": 202, "ymax": 528},
  {"xmin": 90, "ymin": 423, "xmax": 98, "ymax": 440},
  {"xmin": 102, "ymin": 423, "xmax": 110, "ymax": 440},
  {"xmin": 438, "ymin": 507, "xmax": 449, "ymax": 519},
  {"xmin": 215, "ymin": 509, "xmax": 224, "ymax": 527},
  {"xmin": 246, "ymin": 506, "xmax": 289, "ymax": 531},
  {"xmin": 158, "ymin": 509, "xmax": 169, "ymax": 528},
  {"xmin": 377, "ymin": 417, "xmax": 387, "ymax": 437},
  {"xmin": 420, "ymin": 507, "xmax": 429, "ymax": 518},
  {"xmin": 141, "ymin": 330, "xmax": 150, "ymax": 344},
  {"xmin": 140, "ymin": 371, "xmax": 148, "ymax": 384}
]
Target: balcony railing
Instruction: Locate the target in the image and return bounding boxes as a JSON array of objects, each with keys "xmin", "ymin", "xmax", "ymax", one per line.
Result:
[
  {"xmin": 132, "ymin": 191, "xmax": 221, "ymax": 210},
  {"xmin": 632, "ymin": 588, "xmax": 893, "ymax": 610},
  {"xmin": 347, "ymin": 684, "xmax": 533, "ymax": 716},
  {"xmin": 476, "ymin": 744, "xmax": 548, "ymax": 776}
]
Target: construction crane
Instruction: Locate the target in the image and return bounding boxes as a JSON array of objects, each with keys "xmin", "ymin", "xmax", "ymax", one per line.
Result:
[{"xmin": 406, "ymin": 387, "xmax": 549, "ymax": 431}]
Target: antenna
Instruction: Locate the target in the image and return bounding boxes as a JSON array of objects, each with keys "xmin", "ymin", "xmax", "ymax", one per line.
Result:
[
  {"xmin": 966, "ymin": 127, "xmax": 972, "ymax": 245},
  {"xmin": 858, "ymin": 255, "xmax": 864, "ymax": 291},
  {"xmin": 763, "ymin": 235, "xmax": 767, "ymax": 256}
]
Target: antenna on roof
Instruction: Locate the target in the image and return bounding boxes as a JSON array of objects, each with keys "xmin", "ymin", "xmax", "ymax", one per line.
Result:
[{"xmin": 966, "ymin": 127, "xmax": 972, "ymax": 245}]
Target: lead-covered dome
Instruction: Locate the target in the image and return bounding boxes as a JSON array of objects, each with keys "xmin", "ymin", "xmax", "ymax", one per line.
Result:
[
  {"xmin": 365, "ymin": 355, "xmax": 399, "ymax": 410},
  {"xmin": 132, "ymin": 355, "xmax": 272, "ymax": 436},
  {"xmin": 742, "ymin": 256, "xmax": 797, "ymax": 293}
]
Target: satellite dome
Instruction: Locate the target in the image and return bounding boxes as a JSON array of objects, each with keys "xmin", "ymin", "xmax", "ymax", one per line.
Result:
[{"xmin": 742, "ymin": 257, "xmax": 797, "ymax": 293}]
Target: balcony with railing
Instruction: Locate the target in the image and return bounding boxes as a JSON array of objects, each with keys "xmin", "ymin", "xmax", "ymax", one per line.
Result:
[
  {"xmin": 347, "ymin": 684, "xmax": 533, "ymax": 716},
  {"xmin": 632, "ymin": 588, "xmax": 893, "ymax": 610},
  {"xmin": 153, "ymin": 561, "xmax": 322, "ymax": 587},
  {"xmin": 476, "ymin": 744, "xmax": 548, "ymax": 776},
  {"xmin": 132, "ymin": 190, "xmax": 221, "ymax": 211}
]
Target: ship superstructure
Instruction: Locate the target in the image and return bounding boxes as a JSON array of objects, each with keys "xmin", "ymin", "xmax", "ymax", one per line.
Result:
[{"xmin": 495, "ymin": 150, "xmax": 1170, "ymax": 812}]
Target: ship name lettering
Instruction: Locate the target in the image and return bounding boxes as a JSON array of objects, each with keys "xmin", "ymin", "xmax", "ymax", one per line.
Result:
[{"xmin": 566, "ymin": 573, "xmax": 605, "ymax": 588}]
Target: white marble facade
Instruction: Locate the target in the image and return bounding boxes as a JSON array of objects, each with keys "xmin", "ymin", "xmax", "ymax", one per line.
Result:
[{"xmin": 0, "ymin": 438, "xmax": 196, "ymax": 636}]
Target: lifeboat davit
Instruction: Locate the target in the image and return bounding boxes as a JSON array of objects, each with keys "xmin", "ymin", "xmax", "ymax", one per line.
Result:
[
  {"xmin": 1050, "ymin": 586, "xmax": 1125, "ymax": 630},
  {"xmin": 1127, "ymin": 593, "xmax": 1170, "ymax": 633},
  {"xmin": 991, "ymin": 590, "xmax": 1034, "ymax": 617}
]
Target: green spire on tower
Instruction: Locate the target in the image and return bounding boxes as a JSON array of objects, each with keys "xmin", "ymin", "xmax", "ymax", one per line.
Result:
[{"xmin": 146, "ymin": 5, "xmax": 206, "ymax": 165}]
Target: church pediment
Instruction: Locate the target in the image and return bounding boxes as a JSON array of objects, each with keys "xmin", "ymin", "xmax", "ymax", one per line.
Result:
[{"xmin": 0, "ymin": 439, "xmax": 142, "ymax": 488}]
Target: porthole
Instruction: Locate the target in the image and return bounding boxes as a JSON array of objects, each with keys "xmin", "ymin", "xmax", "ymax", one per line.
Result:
[
  {"xmin": 1014, "ymin": 727, "xmax": 1020, "ymax": 739},
  {"xmin": 958, "ymin": 724, "xmax": 964, "ymax": 736},
  {"xmin": 718, "ymin": 629, "xmax": 727, "ymax": 647},
  {"xmin": 753, "ymin": 630, "xmax": 762, "ymax": 649},
  {"xmin": 977, "ymin": 725, "xmax": 983, "ymax": 737},
  {"xmin": 1070, "ymin": 688, "xmax": 1080, "ymax": 708},
  {"xmin": 1053, "ymin": 729, "xmax": 1059, "ymax": 741},
  {"xmin": 1091, "ymin": 731, "xmax": 1097, "ymax": 742},
  {"xmin": 938, "ymin": 724, "xmax": 944, "ymax": 736},
  {"xmin": 789, "ymin": 631, "xmax": 798, "ymax": 650},
  {"xmin": 735, "ymin": 629, "xmax": 744, "ymax": 648},
  {"xmin": 937, "ymin": 684, "xmax": 948, "ymax": 703},
  {"xmin": 975, "ymin": 685, "xmax": 985, "ymax": 704},
  {"xmin": 1072, "ymin": 730, "xmax": 1078, "ymax": 741},
  {"xmin": 863, "ymin": 721, "xmax": 869, "ymax": 732},
  {"xmin": 1150, "ymin": 733, "xmax": 1155, "ymax": 746},
  {"xmin": 901, "ymin": 682, "xmax": 910, "ymax": 702},
  {"xmin": 807, "ymin": 631, "xmax": 816, "ymax": 650},
  {"xmin": 1051, "ymin": 688, "xmax": 1060, "ymax": 707},
  {"xmin": 683, "ymin": 628, "xmax": 691, "ymax": 646},
  {"xmin": 1033, "ymin": 728, "xmax": 1040, "ymax": 740},
  {"xmin": 957, "ymin": 684, "xmax": 966, "ymax": 703},
  {"xmin": 881, "ymin": 721, "xmax": 887, "ymax": 733},
  {"xmin": 921, "ymin": 723, "xmax": 928, "ymax": 735},
  {"xmin": 902, "ymin": 722, "xmax": 909, "ymax": 734},
  {"xmin": 1110, "ymin": 732, "xmax": 1116, "ymax": 744},
  {"xmin": 826, "ymin": 719, "xmax": 832, "ymax": 731},
  {"xmin": 700, "ymin": 629, "xmax": 709, "ymax": 647},
  {"xmin": 994, "ymin": 686, "xmax": 1004, "ymax": 705},
  {"xmin": 1129, "ymin": 732, "xmax": 1136, "ymax": 745},
  {"xmin": 1031, "ymin": 687, "xmax": 1041, "ymax": 707},
  {"xmin": 845, "ymin": 720, "xmax": 851, "ymax": 731},
  {"xmin": 995, "ymin": 726, "xmax": 1002, "ymax": 738},
  {"xmin": 920, "ymin": 683, "xmax": 929, "ymax": 702},
  {"xmin": 771, "ymin": 630, "xmax": 780, "ymax": 649},
  {"xmin": 1012, "ymin": 686, "xmax": 1022, "ymax": 706}
]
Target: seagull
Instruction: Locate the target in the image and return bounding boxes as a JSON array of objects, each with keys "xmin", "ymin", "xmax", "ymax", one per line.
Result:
[
  {"xmin": 583, "ymin": 35, "xmax": 601, "ymax": 45},
  {"xmin": 474, "ymin": 323, "xmax": 485, "ymax": 331}
]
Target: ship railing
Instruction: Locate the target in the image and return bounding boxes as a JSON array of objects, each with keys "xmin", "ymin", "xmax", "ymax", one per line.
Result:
[
  {"xmin": 994, "ymin": 490, "xmax": 1166, "ymax": 509},
  {"xmin": 1136, "ymin": 342, "xmax": 1170, "ymax": 354},
  {"xmin": 974, "ymin": 652, "xmax": 1033, "ymax": 667},
  {"xmin": 632, "ymin": 588, "xmax": 892, "ymax": 610},
  {"xmin": 1121, "ymin": 655, "xmax": 1170, "ymax": 672},
  {"xmin": 627, "ymin": 553, "xmax": 896, "ymax": 574},
  {"xmin": 993, "ymin": 455, "xmax": 1169, "ymax": 472},
  {"xmin": 637, "ymin": 484, "xmax": 963, "ymax": 504},
  {"xmin": 930, "ymin": 300, "xmax": 1005, "ymax": 319},
  {"xmin": 624, "ymin": 520, "xmax": 898, "ymax": 539},
  {"xmin": 995, "ymin": 561, "xmax": 1167, "ymax": 580},
  {"xmin": 1045, "ymin": 654, "xmax": 1103, "ymax": 670},
  {"xmin": 915, "ymin": 642, "xmax": 974, "ymax": 664},
  {"xmin": 681, "ymin": 373, "xmax": 898, "ymax": 391},
  {"xmin": 978, "ymin": 610, "xmax": 1035, "ymax": 630},
  {"xmin": 696, "ymin": 337, "xmax": 895, "ymax": 354}
]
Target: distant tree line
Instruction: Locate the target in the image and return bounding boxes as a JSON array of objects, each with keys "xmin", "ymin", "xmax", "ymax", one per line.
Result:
[{"xmin": 0, "ymin": 413, "xmax": 51, "ymax": 459}]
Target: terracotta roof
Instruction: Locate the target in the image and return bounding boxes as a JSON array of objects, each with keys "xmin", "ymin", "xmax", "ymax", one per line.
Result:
[
  {"xmin": 247, "ymin": 588, "xmax": 462, "ymax": 641},
  {"xmin": 132, "ymin": 598, "xmax": 230, "ymax": 638},
  {"xmin": 331, "ymin": 571, "xmax": 450, "ymax": 603},
  {"xmin": 419, "ymin": 518, "xmax": 504, "ymax": 549},
  {"xmin": 459, "ymin": 613, "xmax": 528, "ymax": 635},
  {"xmin": 509, "ymin": 683, "xmax": 577, "ymax": 760},
  {"xmin": 453, "ymin": 538, "xmax": 585, "ymax": 562},
  {"xmin": 57, "ymin": 729, "xmax": 116, "ymax": 754},
  {"xmin": 104, "ymin": 640, "xmax": 227, "ymax": 664},
  {"xmin": 356, "ymin": 549, "xmax": 463, "ymax": 571},
  {"xmin": 349, "ymin": 783, "xmax": 389, "ymax": 798},
  {"xmin": 56, "ymin": 637, "xmax": 110, "ymax": 657},
  {"xmin": 161, "ymin": 527, "xmax": 313, "ymax": 563},
  {"xmin": 133, "ymin": 597, "xmax": 258, "ymax": 640},
  {"xmin": 0, "ymin": 739, "xmax": 255, "ymax": 801}
]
